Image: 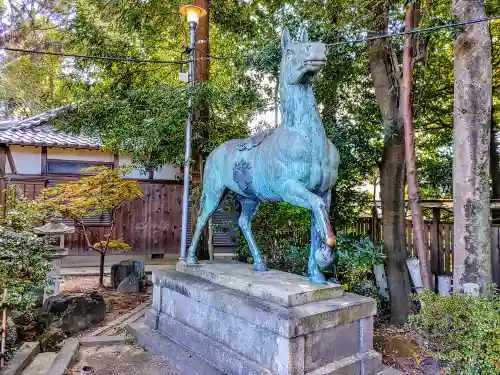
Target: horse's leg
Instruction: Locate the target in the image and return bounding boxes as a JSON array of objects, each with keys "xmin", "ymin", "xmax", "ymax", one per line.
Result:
[
  {"xmin": 308, "ymin": 191, "xmax": 332, "ymax": 284},
  {"xmin": 236, "ymin": 195, "xmax": 266, "ymax": 272},
  {"xmin": 280, "ymin": 181, "xmax": 335, "ymax": 283},
  {"xmin": 186, "ymin": 184, "xmax": 227, "ymax": 265}
]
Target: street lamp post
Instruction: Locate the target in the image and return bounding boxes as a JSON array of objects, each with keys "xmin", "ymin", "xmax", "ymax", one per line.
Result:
[{"xmin": 179, "ymin": 5, "xmax": 207, "ymax": 262}]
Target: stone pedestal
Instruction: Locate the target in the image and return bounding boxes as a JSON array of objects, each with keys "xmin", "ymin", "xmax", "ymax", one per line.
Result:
[
  {"xmin": 43, "ymin": 249, "xmax": 68, "ymax": 303},
  {"xmin": 144, "ymin": 261, "xmax": 391, "ymax": 375}
]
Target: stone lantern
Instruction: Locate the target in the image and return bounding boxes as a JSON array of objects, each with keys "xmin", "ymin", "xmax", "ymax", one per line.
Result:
[{"xmin": 33, "ymin": 216, "xmax": 75, "ymax": 301}]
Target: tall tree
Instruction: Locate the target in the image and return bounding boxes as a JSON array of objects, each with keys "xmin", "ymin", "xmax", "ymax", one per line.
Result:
[
  {"xmin": 367, "ymin": 3, "xmax": 412, "ymax": 324},
  {"xmin": 402, "ymin": 2, "xmax": 433, "ymax": 290},
  {"xmin": 452, "ymin": 0, "xmax": 492, "ymax": 295}
]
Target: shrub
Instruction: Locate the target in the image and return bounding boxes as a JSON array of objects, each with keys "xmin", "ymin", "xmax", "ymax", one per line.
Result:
[
  {"xmin": 0, "ymin": 226, "xmax": 52, "ymax": 311},
  {"xmin": 408, "ymin": 291, "xmax": 500, "ymax": 375},
  {"xmin": 234, "ymin": 202, "xmax": 311, "ymax": 276}
]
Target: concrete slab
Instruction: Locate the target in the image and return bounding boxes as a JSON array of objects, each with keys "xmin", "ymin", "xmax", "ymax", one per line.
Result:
[
  {"xmin": 2, "ymin": 342, "xmax": 40, "ymax": 375},
  {"xmin": 174, "ymin": 261, "xmax": 343, "ymax": 307},
  {"xmin": 126, "ymin": 322, "xmax": 226, "ymax": 375},
  {"xmin": 20, "ymin": 352, "xmax": 57, "ymax": 375},
  {"xmin": 79, "ymin": 335, "xmax": 127, "ymax": 347},
  {"xmin": 61, "ymin": 264, "xmax": 175, "ymax": 277},
  {"xmin": 46, "ymin": 338, "xmax": 79, "ymax": 375}
]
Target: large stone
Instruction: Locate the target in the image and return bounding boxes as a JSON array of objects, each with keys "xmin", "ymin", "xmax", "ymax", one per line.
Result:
[
  {"xmin": 117, "ymin": 274, "xmax": 140, "ymax": 294},
  {"xmin": 40, "ymin": 291, "xmax": 106, "ymax": 334},
  {"xmin": 145, "ymin": 264, "xmax": 384, "ymax": 375},
  {"xmin": 111, "ymin": 260, "xmax": 146, "ymax": 291}
]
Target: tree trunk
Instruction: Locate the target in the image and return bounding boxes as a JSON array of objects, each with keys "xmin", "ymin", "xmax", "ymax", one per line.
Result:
[
  {"xmin": 402, "ymin": 4, "xmax": 433, "ymax": 290},
  {"xmin": 452, "ymin": 0, "xmax": 492, "ymax": 295},
  {"xmin": 368, "ymin": 11, "xmax": 412, "ymax": 323},
  {"xmin": 99, "ymin": 252, "xmax": 105, "ymax": 286},
  {"xmin": 379, "ymin": 136, "xmax": 412, "ymax": 324}
]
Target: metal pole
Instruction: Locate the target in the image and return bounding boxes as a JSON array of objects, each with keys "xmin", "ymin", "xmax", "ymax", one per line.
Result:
[{"xmin": 179, "ymin": 21, "xmax": 197, "ymax": 262}]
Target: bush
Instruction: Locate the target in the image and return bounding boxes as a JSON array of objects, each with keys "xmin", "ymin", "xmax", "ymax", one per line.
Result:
[
  {"xmin": 0, "ymin": 226, "xmax": 52, "ymax": 311},
  {"xmin": 234, "ymin": 202, "xmax": 311, "ymax": 276},
  {"xmin": 408, "ymin": 291, "xmax": 500, "ymax": 375}
]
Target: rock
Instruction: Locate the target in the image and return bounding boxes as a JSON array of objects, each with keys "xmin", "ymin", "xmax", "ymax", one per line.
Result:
[
  {"xmin": 40, "ymin": 291, "xmax": 106, "ymax": 334},
  {"xmin": 39, "ymin": 328, "xmax": 65, "ymax": 351},
  {"xmin": 111, "ymin": 260, "xmax": 147, "ymax": 291},
  {"xmin": 117, "ymin": 274, "xmax": 140, "ymax": 294},
  {"xmin": 10, "ymin": 310, "xmax": 26, "ymax": 325}
]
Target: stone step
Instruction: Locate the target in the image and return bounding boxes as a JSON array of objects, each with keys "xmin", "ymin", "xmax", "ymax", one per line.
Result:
[
  {"xmin": 126, "ymin": 322, "xmax": 227, "ymax": 375},
  {"xmin": 173, "ymin": 261, "xmax": 344, "ymax": 307},
  {"xmin": 306, "ymin": 350, "xmax": 382, "ymax": 375},
  {"xmin": 21, "ymin": 352, "xmax": 57, "ymax": 375}
]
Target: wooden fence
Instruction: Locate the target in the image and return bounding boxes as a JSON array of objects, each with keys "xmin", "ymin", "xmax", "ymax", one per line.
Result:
[
  {"xmin": 349, "ymin": 215, "xmax": 500, "ymax": 285},
  {"xmin": 4, "ymin": 176, "xmax": 238, "ymax": 258}
]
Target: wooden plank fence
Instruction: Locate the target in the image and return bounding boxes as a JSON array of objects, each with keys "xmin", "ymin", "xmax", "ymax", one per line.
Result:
[{"xmin": 345, "ymin": 215, "xmax": 500, "ymax": 285}]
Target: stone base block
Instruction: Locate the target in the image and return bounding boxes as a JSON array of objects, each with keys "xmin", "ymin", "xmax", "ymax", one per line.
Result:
[{"xmin": 146, "ymin": 263, "xmax": 385, "ymax": 375}]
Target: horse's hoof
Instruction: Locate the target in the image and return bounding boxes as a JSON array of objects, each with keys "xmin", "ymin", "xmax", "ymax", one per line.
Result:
[
  {"xmin": 309, "ymin": 273, "xmax": 327, "ymax": 284},
  {"xmin": 253, "ymin": 262, "xmax": 267, "ymax": 272},
  {"xmin": 186, "ymin": 256, "xmax": 198, "ymax": 265}
]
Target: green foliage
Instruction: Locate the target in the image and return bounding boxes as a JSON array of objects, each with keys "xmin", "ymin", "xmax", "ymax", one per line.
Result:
[
  {"xmin": 234, "ymin": 202, "xmax": 311, "ymax": 276},
  {"xmin": 0, "ymin": 226, "xmax": 51, "ymax": 311},
  {"xmin": 333, "ymin": 234, "xmax": 388, "ymax": 317},
  {"xmin": 55, "ymin": 83, "xmax": 260, "ymax": 170},
  {"xmin": 409, "ymin": 291, "xmax": 500, "ymax": 375},
  {"xmin": 1, "ymin": 185, "xmax": 55, "ymax": 231},
  {"xmin": 335, "ymin": 234, "xmax": 386, "ymax": 278}
]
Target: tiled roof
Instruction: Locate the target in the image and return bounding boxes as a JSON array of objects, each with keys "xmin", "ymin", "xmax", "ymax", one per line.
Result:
[{"xmin": 0, "ymin": 105, "xmax": 102, "ymax": 149}]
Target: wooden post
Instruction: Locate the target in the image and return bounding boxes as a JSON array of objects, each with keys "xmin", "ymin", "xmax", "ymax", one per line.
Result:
[
  {"xmin": 431, "ymin": 207, "xmax": 441, "ymax": 290},
  {"xmin": 41, "ymin": 146, "xmax": 47, "ymax": 174}
]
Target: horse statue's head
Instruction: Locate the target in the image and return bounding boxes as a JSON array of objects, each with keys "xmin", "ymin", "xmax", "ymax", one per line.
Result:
[{"xmin": 280, "ymin": 28, "xmax": 327, "ymax": 85}]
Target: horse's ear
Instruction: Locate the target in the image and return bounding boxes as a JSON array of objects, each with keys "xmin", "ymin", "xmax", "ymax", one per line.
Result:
[
  {"xmin": 300, "ymin": 29, "xmax": 309, "ymax": 43},
  {"xmin": 282, "ymin": 28, "xmax": 291, "ymax": 50}
]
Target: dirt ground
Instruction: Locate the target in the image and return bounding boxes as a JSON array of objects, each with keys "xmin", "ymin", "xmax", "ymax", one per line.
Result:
[
  {"xmin": 373, "ymin": 324, "xmax": 442, "ymax": 375},
  {"xmin": 69, "ymin": 344, "xmax": 181, "ymax": 375},
  {"xmin": 60, "ymin": 276, "xmax": 151, "ymax": 336}
]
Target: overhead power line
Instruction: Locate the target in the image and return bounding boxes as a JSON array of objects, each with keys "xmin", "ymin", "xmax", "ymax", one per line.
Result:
[
  {"xmin": 0, "ymin": 46, "xmax": 189, "ymax": 64},
  {"xmin": 327, "ymin": 15, "xmax": 500, "ymax": 47}
]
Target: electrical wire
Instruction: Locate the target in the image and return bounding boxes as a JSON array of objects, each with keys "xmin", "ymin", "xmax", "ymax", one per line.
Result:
[
  {"xmin": 327, "ymin": 15, "xmax": 500, "ymax": 47},
  {"xmin": 0, "ymin": 46, "xmax": 190, "ymax": 64}
]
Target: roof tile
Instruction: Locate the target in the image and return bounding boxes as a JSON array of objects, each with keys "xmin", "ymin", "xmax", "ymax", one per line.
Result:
[{"xmin": 0, "ymin": 105, "xmax": 102, "ymax": 149}]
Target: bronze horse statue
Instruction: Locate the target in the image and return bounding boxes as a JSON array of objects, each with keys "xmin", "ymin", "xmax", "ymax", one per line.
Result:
[{"xmin": 185, "ymin": 28, "xmax": 339, "ymax": 284}]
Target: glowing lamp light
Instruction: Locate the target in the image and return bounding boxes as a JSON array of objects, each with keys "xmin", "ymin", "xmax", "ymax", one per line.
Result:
[{"xmin": 180, "ymin": 5, "xmax": 207, "ymax": 25}]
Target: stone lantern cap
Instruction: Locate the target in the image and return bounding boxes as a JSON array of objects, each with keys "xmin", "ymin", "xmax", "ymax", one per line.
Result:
[{"xmin": 33, "ymin": 216, "xmax": 75, "ymax": 235}]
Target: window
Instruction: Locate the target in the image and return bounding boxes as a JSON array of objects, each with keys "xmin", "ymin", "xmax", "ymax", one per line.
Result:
[{"xmin": 46, "ymin": 160, "xmax": 114, "ymax": 175}]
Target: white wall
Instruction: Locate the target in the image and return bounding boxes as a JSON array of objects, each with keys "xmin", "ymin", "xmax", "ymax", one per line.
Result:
[
  {"xmin": 119, "ymin": 155, "xmax": 149, "ymax": 179},
  {"xmin": 47, "ymin": 147, "xmax": 114, "ymax": 162},
  {"xmin": 9, "ymin": 145, "xmax": 42, "ymax": 174},
  {"xmin": 155, "ymin": 165, "xmax": 180, "ymax": 180},
  {"xmin": 7, "ymin": 145, "xmax": 179, "ymax": 180}
]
